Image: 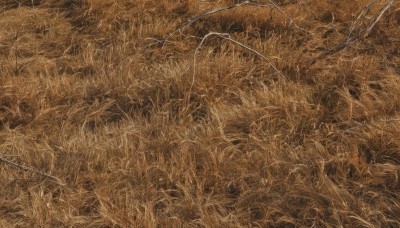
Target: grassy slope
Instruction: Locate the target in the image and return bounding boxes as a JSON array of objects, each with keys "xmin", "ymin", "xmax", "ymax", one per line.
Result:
[{"xmin": 1, "ymin": 0, "xmax": 400, "ymax": 227}]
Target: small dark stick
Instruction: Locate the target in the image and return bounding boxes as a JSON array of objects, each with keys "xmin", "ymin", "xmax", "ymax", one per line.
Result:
[
  {"xmin": 14, "ymin": 31, "xmax": 19, "ymax": 75},
  {"xmin": 0, "ymin": 156, "xmax": 65, "ymax": 186}
]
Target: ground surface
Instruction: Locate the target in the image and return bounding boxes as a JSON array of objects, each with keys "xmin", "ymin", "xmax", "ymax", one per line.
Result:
[{"xmin": 1, "ymin": 0, "xmax": 400, "ymax": 227}]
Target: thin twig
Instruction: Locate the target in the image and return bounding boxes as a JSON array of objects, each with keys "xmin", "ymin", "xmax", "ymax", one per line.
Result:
[
  {"xmin": 310, "ymin": 0, "xmax": 395, "ymax": 66},
  {"xmin": 367, "ymin": 118, "xmax": 400, "ymax": 124},
  {"xmin": 363, "ymin": 0, "xmax": 395, "ymax": 37},
  {"xmin": 340, "ymin": 118, "xmax": 400, "ymax": 133},
  {"xmin": 162, "ymin": 0, "xmax": 309, "ymax": 47},
  {"xmin": 347, "ymin": 0, "xmax": 378, "ymax": 39},
  {"xmin": 191, "ymin": 31, "xmax": 284, "ymax": 93},
  {"xmin": 266, "ymin": 0, "xmax": 310, "ymax": 34},
  {"xmin": 0, "ymin": 156, "xmax": 65, "ymax": 186},
  {"xmin": 162, "ymin": 1, "xmax": 252, "ymax": 47}
]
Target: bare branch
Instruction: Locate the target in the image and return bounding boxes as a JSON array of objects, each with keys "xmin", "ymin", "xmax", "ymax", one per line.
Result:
[
  {"xmin": 162, "ymin": 0, "xmax": 310, "ymax": 47},
  {"xmin": 162, "ymin": 1, "xmax": 253, "ymax": 47},
  {"xmin": 347, "ymin": 0, "xmax": 378, "ymax": 39},
  {"xmin": 191, "ymin": 31, "xmax": 285, "ymax": 93},
  {"xmin": 310, "ymin": 0, "xmax": 396, "ymax": 66},
  {"xmin": 363, "ymin": 0, "xmax": 395, "ymax": 37},
  {"xmin": 266, "ymin": 0, "xmax": 310, "ymax": 34}
]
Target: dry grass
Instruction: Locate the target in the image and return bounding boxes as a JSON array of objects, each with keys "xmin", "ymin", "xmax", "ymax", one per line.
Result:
[{"xmin": 1, "ymin": 0, "xmax": 400, "ymax": 227}]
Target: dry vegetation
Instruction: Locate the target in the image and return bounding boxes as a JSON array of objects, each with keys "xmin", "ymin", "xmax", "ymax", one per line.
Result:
[{"xmin": 1, "ymin": 0, "xmax": 400, "ymax": 227}]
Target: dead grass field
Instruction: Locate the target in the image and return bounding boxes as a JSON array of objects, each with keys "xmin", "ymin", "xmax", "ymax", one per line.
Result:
[{"xmin": 1, "ymin": 0, "xmax": 400, "ymax": 227}]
